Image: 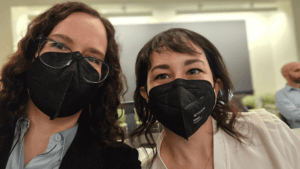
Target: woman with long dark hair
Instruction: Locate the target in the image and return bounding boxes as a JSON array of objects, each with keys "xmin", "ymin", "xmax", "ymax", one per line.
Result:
[
  {"xmin": 131, "ymin": 28, "xmax": 300, "ymax": 169},
  {"xmin": 0, "ymin": 2, "xmax": 140, "ymax": 169}
]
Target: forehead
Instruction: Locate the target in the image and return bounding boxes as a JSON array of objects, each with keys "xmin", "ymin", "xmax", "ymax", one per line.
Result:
[
  {"xmin": 49, "ymin": 12, "xmax": 107, "ymax": 53},
  {"xmin": 149, "ymin": 43, "xmax": 207, "ymax": 65},
  {"xmin": 291, "ymin": 64, "xmax": 300, "ymax": 70}
]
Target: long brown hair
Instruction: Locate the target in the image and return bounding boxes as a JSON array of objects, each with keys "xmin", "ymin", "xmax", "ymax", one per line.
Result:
[
  {"xmin": 0, "ymin": 2, "xmax": 127, "ymax": 149},
  {"xmin": 130, "ymin": 28, "xmax": 250, "ymax": 167}
]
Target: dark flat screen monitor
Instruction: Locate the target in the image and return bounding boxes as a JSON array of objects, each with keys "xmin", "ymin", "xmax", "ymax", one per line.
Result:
[{"xmin": 114, "ymin": 21, "xmax": 253, "ymax": 102}]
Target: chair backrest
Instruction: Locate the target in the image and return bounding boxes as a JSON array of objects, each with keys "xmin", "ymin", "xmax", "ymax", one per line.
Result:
[
  {"xmin": 232, "ymin": 95, "xmax": 248, "ymax": 112},
  {"xmin": 124, "ymin": 102, "xmax": 135, "ymax": 115},
  {"xmin": 241, "ymin": 95, "xmax": 256, "ymax": 109},
  {"xmin": 133, "ymin": 108, "xmax": 142, "ymax": 125},
  {"xmin": 261, "ymin": 93, "xmax": 275, "ymax": 107},
  {"xmin": 117, "ymin": 109, "xmax": 126, "ymax": 124}
]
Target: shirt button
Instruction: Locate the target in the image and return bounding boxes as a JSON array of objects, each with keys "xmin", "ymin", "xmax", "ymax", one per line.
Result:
[{"xmin": 55, "ymin": 134, "xmax": 61, "ymax": 141}]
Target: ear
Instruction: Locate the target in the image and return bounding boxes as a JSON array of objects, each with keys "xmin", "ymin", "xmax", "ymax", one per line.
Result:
[
  {"xmin": 283, "ymin": 72, "xmax": 289, "ymax": 80},
  {"xmin": 214, "ymin": 78, "xmax": 223, "ymax": 94},
  {"xmin": 140, "ymin": 86, "xmax": 148, "ymax": 102}
]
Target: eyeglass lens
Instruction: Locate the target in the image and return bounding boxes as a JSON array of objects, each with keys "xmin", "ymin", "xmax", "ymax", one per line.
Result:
[{"xmin": 38, "ymin": 39, "xmax": 110, "ymax": 83}]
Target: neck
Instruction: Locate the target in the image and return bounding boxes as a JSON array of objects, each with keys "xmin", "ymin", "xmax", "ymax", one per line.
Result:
[
  {"xmin": 161, "ymin": 116, "xmax": 214, "ymax": 166},
  {"xmin": 26, "ymin": 98, "xmax": 82, "ymax": 136},
  {"xmin": 287, "ymin": 81, "xmax": 300, "ymax": 89}
]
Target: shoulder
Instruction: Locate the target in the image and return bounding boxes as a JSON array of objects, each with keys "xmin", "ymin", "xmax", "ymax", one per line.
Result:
[
  {"xmin": 101, "ymin": 143, "xmax": 141, "ymax": 169},
  {"xmin": 240, "ymin": 109, "xmax": 289, "ymax": 132},
  {"xmin": 239, "ymin": 109, "xmax": 300, "ymax": 167},
  {"xmin": 242, "ymin": 108, "xmax": 277, "ymax": 120},
  {"xmin": 275, "ymin": 87, "xmax": 286, "ymax": 97},
  {"xmin": 236, "ymin": 109, "xmax": 300, "ymax": 147}
]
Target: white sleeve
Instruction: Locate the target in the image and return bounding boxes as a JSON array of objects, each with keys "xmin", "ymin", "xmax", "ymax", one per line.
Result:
[{"xmin": 264, "ymin": 111, "xmax": 300, "ymax": 168}]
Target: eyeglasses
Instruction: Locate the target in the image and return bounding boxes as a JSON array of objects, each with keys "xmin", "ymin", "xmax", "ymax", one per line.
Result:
[{"xmin": 37, "ymin": 35, "xmax": 113, "ymax": 83}]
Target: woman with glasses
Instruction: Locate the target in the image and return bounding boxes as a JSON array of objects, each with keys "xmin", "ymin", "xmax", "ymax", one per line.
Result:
[
  {"xmin": 0, "ymin": 2, "xmax": 141, "ymax": 169},
  {"xmin": 130, "ymin": 28, "xmax": 300, "ymax": 169}
]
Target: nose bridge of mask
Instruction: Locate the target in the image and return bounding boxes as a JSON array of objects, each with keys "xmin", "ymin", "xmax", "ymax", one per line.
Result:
[{"xmin": 80, "ymin": 60, "xmax": 99, "ymax": 82}]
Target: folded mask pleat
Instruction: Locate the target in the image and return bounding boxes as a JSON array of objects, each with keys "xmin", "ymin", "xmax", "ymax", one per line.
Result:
[{"xmin": 80, "ymin": 59, "xmax": 99, "ymax": 82}]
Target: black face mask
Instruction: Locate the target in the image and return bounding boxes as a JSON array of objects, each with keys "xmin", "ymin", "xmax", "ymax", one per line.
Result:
[
  {"xmin": 148, "ymin": 79, "xmax": 216, "ymax": 140},
  {"xmin": 26, "ymin": 52, "xmax": 100, "ymax": 120}
]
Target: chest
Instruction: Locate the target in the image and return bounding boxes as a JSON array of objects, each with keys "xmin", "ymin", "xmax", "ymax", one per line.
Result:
[
  {"xmin": 3, "ymin": 121, "xmax": 108, "ymax": 169},
  {"xmin": 23, "ymin": 134, "xmax": 50, "ymax": 166},
  {"xmin": 162, "ymin": 157, "xmax": 214, "ymax": 169},
  {"xmin": 160, "ymin": 148, "xmax": 214, "ymax": 169},
  {"xmin": 286, "ymin": 90, "xmax": 300, "ymax": 106},
  {"xmin": 7, "ymin": 131, "xmax": 66, "ymax": 168}
]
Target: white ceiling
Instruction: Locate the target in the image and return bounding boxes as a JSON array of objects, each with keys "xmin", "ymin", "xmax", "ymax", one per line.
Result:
[
  {"xmin": 12, "ymin": 0, "xmax": 280, "ymax": 18},
  {"xmin": 9, "ymin": 0, "xmax": 278, "ymax": 6}
]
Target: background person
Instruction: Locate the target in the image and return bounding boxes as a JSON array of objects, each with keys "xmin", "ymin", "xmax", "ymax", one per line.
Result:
[
  {"xmin": 131, "ymin": 28, "xmax": 300, "ymax": 169},
  {"xmin": 275, "ymin": 62, "xmax": 300, "ymax": 129},
  {"xmin": 0, "ymin": 2, "xmax": 141, "ymax": 169}
]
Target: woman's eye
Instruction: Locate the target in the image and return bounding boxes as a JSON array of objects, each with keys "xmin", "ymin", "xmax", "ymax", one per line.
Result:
[
  {"xmin": 154, "ymin": 74, "xmax": 169, "ymax": 80},
  {"xmin": 187, "ymin": 69, "xmax": 202, "ymax": 75},
  {"xmin": 51, "ymin": 42, "xmax": 67, "ymax": 50},
  {"xmin": 86, "ymin": 58, "xmax": 100, "ymax": 64}
]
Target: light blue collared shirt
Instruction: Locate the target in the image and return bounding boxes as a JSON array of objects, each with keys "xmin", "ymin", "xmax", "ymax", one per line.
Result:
[
  {"xmin": 6, "ymin": 118, "xmax": 78, "ymax": 169},
  {"xmin": 275, "ymin": 84, "xmax": 300, "ymax": 128}
]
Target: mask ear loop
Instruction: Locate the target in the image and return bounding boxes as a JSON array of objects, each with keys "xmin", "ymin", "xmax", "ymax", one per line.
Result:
[
  {"xmin": 212, "ymin": 82, "xmax": 219, "ymax": 108},
  {"xmin": 145, "ymin": 85, "xmax": 149, "ymax": 98}
]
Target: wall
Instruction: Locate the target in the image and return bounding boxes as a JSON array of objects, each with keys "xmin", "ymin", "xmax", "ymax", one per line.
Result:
[
  {"xmin": 271, "ymin": 0, "xmax": 299, "ymax": 91},
  {"xmin": 0, "ymin": 3, "xmax": 13, "ymax": 68},
  {"xmin": 109, "ymin": 1, "xmax": 298, "ymax": 106},
  {"xmin": 114, "ymin": 21, "xmax": 252, "ymax": 102},
  {"xmin": 291, "ymin": 0, "xmax": 300, "ymax": 62}
]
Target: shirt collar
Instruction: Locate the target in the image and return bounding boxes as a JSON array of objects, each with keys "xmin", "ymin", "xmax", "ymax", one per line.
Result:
[
  {"xmin": 156, "ymin": 129, "xmax": 167, "ymax": 168},
  {"xmin": 284, "ymin": 84, "xmax": 300, "ymax": 91},
  {"xmin": 14, "ymin": 117, "xmax": 30, "ymax": 135},
  {"xmin": 60, "ymin": 123, "xmax": 78, "ymax": 148},
  {"xmin": 15, "ymin": 117, "xmax": 29, "ymax": 127},
  {"xmin": 14, "ymin": 117, "xmax": 78, "ymax": 150}
]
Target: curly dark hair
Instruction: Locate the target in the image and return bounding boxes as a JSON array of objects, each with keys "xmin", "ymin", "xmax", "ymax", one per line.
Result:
[
  {"xmin": 130, "ymin": 28, "xmax": 250, "ymax": 166},
  {"xmin": 0, "ymin": 2, "xmax": 127, "ymax": 149}
]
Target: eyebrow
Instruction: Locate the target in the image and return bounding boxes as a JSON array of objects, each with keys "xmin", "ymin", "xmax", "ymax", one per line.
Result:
[
  {"xmin": 151, "ymin": 64, "xmax": 170, "ymax": 73},
  {"xmin": 49, "ymin": 34, "xmax": 105, "ymax": 59},
  {"xmin": 151, "ymin": 59, "xmax": 204, "ymax": 73},
  {"xmin": 50, "ymin": 34, "xmax": 74, "ymax": 44},
  {"xmin": 185, "ymin": 59, "xmax": 204, "ymax": 66},
  {"xmin": 87, "ymin": 47, "xmax": 105, "ymax": 59}
]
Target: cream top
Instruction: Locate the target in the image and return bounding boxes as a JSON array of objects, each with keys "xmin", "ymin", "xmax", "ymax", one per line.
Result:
[{"xmin": 151, "ymin": 109, "xmax": 300, "ymax": 169}]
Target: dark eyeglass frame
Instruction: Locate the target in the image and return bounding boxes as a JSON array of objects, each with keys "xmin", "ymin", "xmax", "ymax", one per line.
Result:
[{"xmin": 36, "ymin": 35, "xmax": 114, "ymax": 84}]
